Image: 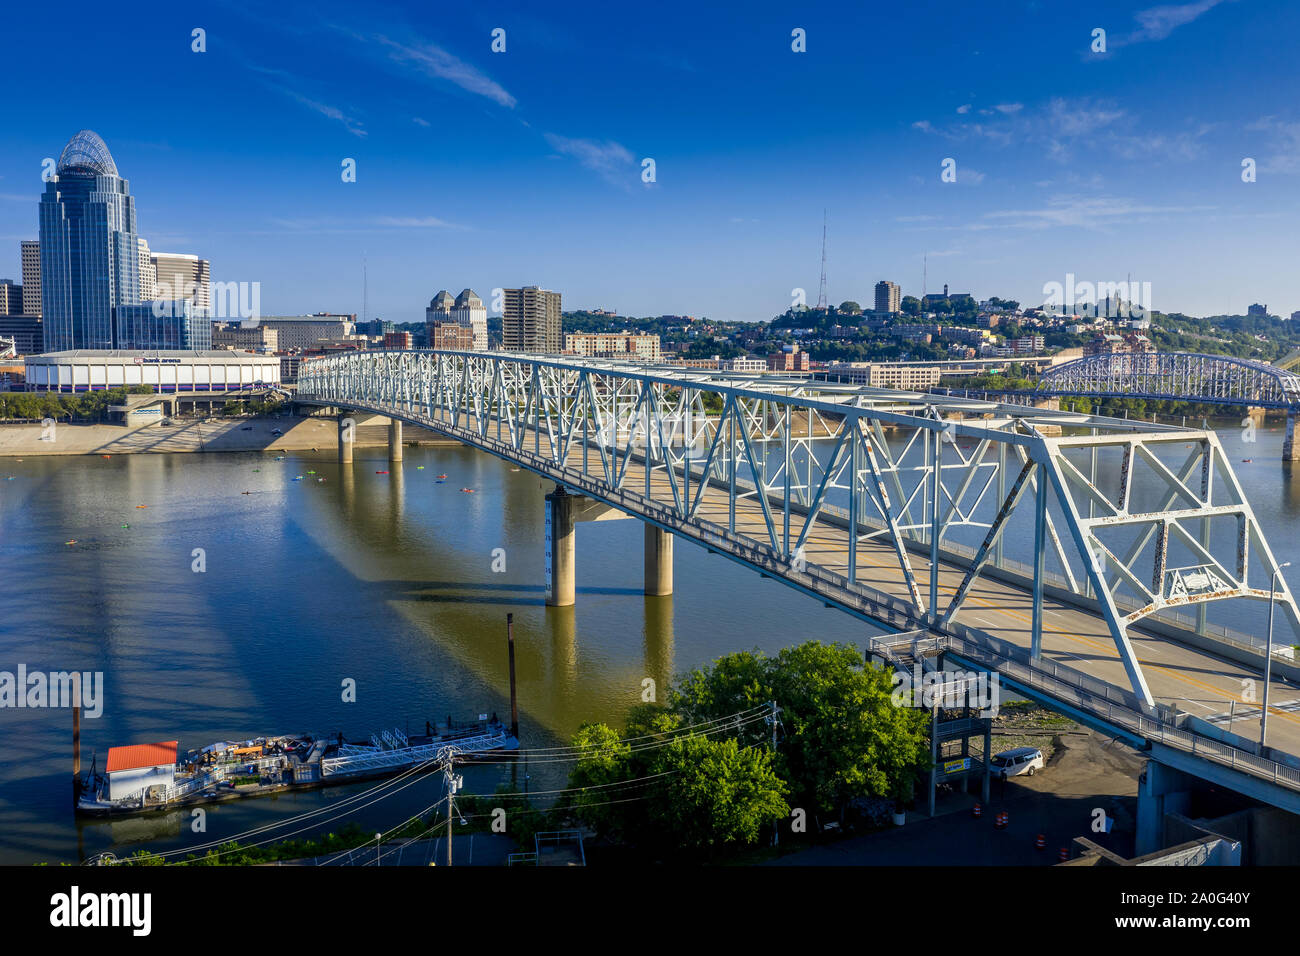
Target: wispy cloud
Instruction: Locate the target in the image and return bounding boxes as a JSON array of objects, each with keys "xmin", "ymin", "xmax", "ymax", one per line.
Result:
[
  {"xmin": 242, "ymin": 62, "xmax": 367, "ymax": 138},
  {"xmin": 412, "ymin": 117, "xmax": 431, "ymax": 128},
  {"xmin": 1112, "ymin": 0, "xmax": 1233, "ymax": 48},
  {"xmin": 544, "ymin": 133, "xmax": 639, "ymax": 187},
  {"xmin": 372, "ymin": 215, "xmax": 460, "ymax": 228},
  {"xmin": 1247, "ymin": 116, "xmax": 1300, "ymax": 173},
  {"xmin": 983, "ymin": 195, "xmax": 1215, "ymax": 230},
  {"xmin": 376, "ymin": 35, "xmax": 516, "ymax": 108}
]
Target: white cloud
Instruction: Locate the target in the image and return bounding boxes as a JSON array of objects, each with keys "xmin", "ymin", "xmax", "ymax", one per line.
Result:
[
  {"xmin": 377, "ymin": 35, "xmax": 516, "ymax": 108},
  {"xmin": 544, "ymin": 133, "xmax": 638, "ymax": 187}
]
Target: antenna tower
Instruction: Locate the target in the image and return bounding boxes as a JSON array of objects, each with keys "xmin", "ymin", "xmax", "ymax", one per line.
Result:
[{"xmin": 817, "ymin": 210, "xmax": 828, "ymax": 310}]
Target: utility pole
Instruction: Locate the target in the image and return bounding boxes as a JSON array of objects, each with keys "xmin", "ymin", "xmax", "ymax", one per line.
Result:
[
  {"xmin": 443, "ymin": 755, "xmax": 463, "ymax": 867},
  {"xmin": 766, "ymin": 700, "xmax": 782, "ymax": 845}
]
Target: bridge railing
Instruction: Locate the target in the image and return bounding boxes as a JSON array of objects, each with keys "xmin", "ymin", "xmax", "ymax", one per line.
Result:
[{"xmin": 945, "ymin": 630, "xmax": 1300, "ymax": 792}]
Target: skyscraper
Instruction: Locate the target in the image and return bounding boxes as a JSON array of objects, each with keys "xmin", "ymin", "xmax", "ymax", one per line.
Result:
[
  {"xmin": 875, "ymin": 279, "xmax": 901, "ymax": 315},
  {"xmin": 137, "ymin": 237, "xmax": 156, "ymax": 301},
  {"xmin": 152, "ymin": 252, "xmax": 210, "ymax": 312},
  {"xmin": 451, "ymin": 289, "xmax": 488, "ymax": 350},
  {"xmin": 502, "ymin": 287, "xmax": 562, "ymax": 352},
  {"xmin": 39, "ymin": 130, "xmax": 141, "ymax": 350},
  {"xmin": 20, "ymin": 241, "xmax": 40, "ymax": 316}
]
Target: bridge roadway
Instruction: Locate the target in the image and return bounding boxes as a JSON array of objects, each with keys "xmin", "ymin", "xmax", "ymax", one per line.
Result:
[{"xmin": 309, "ymin": 394, "xmax": 1300, "ymax": 778}]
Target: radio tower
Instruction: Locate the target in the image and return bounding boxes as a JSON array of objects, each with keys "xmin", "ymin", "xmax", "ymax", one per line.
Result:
[{"xmin": 816, "ymin": 210, "xmax": 828, "ymax": 311}]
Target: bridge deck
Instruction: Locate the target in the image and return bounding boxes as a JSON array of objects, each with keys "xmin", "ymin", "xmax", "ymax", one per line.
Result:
[{"xmin": 349, "ymin": 400, "xmax": 1300, "ymax": 767}]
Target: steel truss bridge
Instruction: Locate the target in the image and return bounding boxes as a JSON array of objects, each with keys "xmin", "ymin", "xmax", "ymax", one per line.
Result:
[
  {"xmin": 1035, "ymin": 352, "xmax": 1300, "ymax": 410},
  {"xmin": 298, "ymin": 350, "xmax": 1300, "ymax": 804}
]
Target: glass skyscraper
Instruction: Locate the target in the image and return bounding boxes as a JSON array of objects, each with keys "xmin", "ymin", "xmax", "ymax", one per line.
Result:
[{"xmin": 39, "ymin": 130, "xmax": 141, "ymax": 351}]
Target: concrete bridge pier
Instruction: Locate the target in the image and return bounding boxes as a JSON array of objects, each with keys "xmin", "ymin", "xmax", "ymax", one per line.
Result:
[
  {"xmin": 388, "ymin": 418, "xmax": 403, "ymax": 462},
  {"xmin": 644, "ymin": 525, "xmax": 674, "ymax": 596},
  {"xmin": 337, "ymin": 413, "xmax": 353, "ymax": 464},
  {"xmin": 544, "ymin": 485, "xmax": 640, "ymax": 606},
  {"xmin": 1283, "ymin": 410, "xmax": 1300, "ymax": 461},
  {"xmin": 1135, "ymin": 760, "xmax": 1196, "ymax": 856}
]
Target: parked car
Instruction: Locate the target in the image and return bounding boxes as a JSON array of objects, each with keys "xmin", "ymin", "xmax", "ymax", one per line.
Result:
[{"xmin": 990, "ymin": 746, "xmax": 1044, "ymax": 778}]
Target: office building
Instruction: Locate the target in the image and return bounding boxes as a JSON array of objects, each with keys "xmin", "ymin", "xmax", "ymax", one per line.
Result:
[
  {"xmin": 212, "ymin": 322, "xmax": 278, "ymax": 352},
  {"xmin": 767, "ymin": 343, "xmax": 810, "ymax": 372},
  {"xmin": 115, "ymin": 300, "xmax": 211, "ymax": 350},
  {"xmin": 564, "ymin": 332, "xmax": 661, "ymax": 363},
  {"xmin": 383, "ymin": 330, "xmax": 413, "ymax": 349},
  {"xmin": 429, "ymin": 321, "xmax": 475, "ymax": 350},
  {"xmin": 253, "ymin": 314, "xmax": 356, "ymax": 350},
  {"xmin": 502, "ymin": 287, "xmax": 562, "ymax": 352},
  {"xmin": 0, "ymin": 280, "xmax": 22, "ymax": 315},
  {"xmin": 875, "ymin": 280, "xmax": 901, "ymax": 315},
  {"xmin": 39, "ymin": 130, "xmax": 142, "ymax": 350},
  {"xmin": 823, "ymin": 362, "xmax": 941, "ymax": 390},
  {"xmin": 152, "ymin": 252, "xmax": 210, "ymax": 312},
  {"xmin": 137, "ymin": 238, "xmax": 156, "ymax": 301},
  {"xmin": 0, "ymin": 314, "xmax": 43, "ymax": 355},
  {"xmin": 451, "ymin": 289, "xmax": 488, "ymax": 350},
  {"xmin": 21, "ymin": 241, "xmax": 40, "ymax": 316}
]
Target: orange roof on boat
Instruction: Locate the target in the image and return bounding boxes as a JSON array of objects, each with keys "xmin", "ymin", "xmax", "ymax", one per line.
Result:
[{"xmin": 106, "ymin": 741, "xmax": 178, "ymax": 773}]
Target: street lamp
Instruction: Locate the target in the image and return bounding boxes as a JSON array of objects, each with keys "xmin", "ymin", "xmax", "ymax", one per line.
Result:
[{"xmin": 1261, "ymin": 561, "xmax": 1292, "ymax": 752}]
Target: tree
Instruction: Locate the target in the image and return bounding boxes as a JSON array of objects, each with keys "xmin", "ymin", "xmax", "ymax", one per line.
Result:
[
  {"xmin": 669, "ymin": 642, "xmax": 930, "ymax": 818},
  {"xmin": 838, "ymin": 301, "xmax": 862, "ymax": 315},
  {"xmin": 901, "ymin": 296, "xmax": 921, "ymax": 316},
  {"xmin": 566, "ymin": 705, "xmax": 789, "ymax": 857}
]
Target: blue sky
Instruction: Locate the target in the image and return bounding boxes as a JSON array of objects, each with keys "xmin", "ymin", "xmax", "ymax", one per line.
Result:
[{"xmin": 3, "ymin": 0, "xmax": 1299, "ymax": 322}]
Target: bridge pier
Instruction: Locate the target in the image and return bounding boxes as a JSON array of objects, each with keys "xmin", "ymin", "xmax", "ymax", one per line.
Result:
[
  {"xmin": 1135, "ymin": 760, "xmax": 1195, "ymax": 856},
  {"xmin": 1284, "ymin": 411, "xmax": 1300, "ymax": 461},
  {"xmin": 337, "ymin": 413, "xmax": 353, "ymax": 464},
  {"xmin": 544, "ymin": 485, "xmax": 632, "ymax": 607},
  {"xmin": 388, "ymin": 419, "xmax": 403, "ymax": 462},
  {"xmin": 644, "ymin": 525, "xmax": 674, "ymax": 596}
]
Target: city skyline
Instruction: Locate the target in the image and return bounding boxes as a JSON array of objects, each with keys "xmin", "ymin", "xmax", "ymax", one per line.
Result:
[{"xmin": 3, "ymin": 0, "xmax": 1300, "ymax": 325}]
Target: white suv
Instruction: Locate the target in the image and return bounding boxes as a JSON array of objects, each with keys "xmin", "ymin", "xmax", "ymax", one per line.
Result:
[{"xmin": 990, "ymin": 747, "xmax": 1044, "ymax": 778}]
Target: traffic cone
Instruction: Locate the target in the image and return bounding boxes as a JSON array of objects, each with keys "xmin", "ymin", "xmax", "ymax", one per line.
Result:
[{"xmin": 1035, "ymin": 833, "xmax": 1046, "ymax": 850}]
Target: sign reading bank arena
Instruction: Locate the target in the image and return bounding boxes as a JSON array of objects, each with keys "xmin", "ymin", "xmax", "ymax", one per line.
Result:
[{"xmin": 24, "ymin": 350, "xmax": 281, "ymax": 393}]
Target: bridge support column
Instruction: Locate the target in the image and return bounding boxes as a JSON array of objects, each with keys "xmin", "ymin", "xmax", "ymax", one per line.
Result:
[
  {"xmin": 546, "ymin": 488, "xmax": 577, "ymax": 607},
  {"xmin": 388, "ymin": 419, "xmax": 403, "ymax": 462},
  {"xmin": 337, "ymin": 414, "xmax": 353, "ymax": 464},
  {"xmin": 644, "ymin": 525, "xmax": 673, "ymax": 596},
  {"xmin": 1284, "ymin": 411, "xmax": 1300, "ymax": 461},
  {"xmin": 1135, "ymin": 760, "xmax": 1195, "ymax": 857},
  {"xmin": 544, "ymin": 486, "xmax": 633, "ymax": 607}
]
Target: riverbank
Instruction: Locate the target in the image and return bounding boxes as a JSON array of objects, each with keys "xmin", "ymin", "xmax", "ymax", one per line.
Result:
[{"xmin": 0, "ymin": 415, "xmax": 454, "ymax": 457}]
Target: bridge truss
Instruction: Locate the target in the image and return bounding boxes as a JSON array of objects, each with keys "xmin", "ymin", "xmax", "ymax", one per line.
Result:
[
  {"xmin": 299, "ymin": 350, "xmax": 1300, "ymax": 712},
  {"xmin": 1037, "ymin": 352, "xmax": 1300, "ymax": 409}
]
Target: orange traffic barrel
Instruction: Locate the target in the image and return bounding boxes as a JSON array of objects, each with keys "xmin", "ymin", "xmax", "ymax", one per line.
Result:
[
  {"xmin": 994, "ymin": 810, "xmax": 1008, "ymax": 829},
  {"xmin": 972, "ymin": 803, "xmax": 982, "ymax": 818},
  {"xmin": 1058, "ymin": 846, "xmax": 1070, "ymax": 862},
  {"xmin": 1035, "ymin": 833, "xmax": 1046, "ymax": 849}
]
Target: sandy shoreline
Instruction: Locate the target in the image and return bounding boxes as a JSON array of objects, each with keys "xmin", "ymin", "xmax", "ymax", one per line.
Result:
[{"xmin": 0, "ymin": 415, "xmax": 453, "ymax": 457}]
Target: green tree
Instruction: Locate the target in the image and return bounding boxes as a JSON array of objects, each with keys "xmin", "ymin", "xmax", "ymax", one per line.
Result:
[{"xmin": 670, "ymin": 642, "xmax": 930, "ymax": 818}]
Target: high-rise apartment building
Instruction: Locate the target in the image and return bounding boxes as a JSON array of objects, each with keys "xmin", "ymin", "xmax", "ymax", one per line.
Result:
[
  {"xmin": 875, "ymin": 280, "xmax": 901, "ymax": 314},
  {"xmin": 502, "ymin": 287, "xmax": 561, "ymax": 352},
  {"xmin": 39, "ymin": 130, "xmax": 142, "ymax": 350},
  {"xmin": 20, "ymin": 241, "xmax": 40, "ymax": 316}
]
